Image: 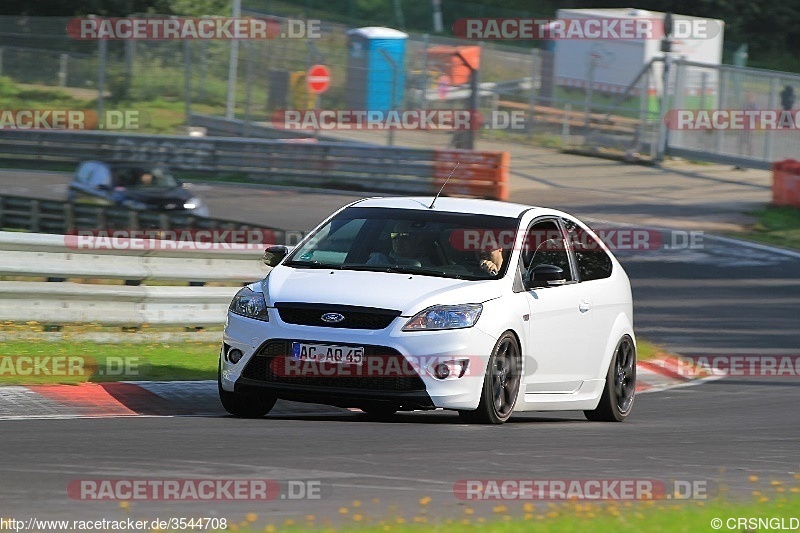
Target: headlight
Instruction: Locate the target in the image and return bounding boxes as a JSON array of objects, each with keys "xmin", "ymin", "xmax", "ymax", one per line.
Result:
[
  {"xmin": 183, "ymin": 197, "xmax": 208, "ymax": 217},
  {"xmin": 229, "ymin": 287, "xmax": 269, "ymax": 321},
  {"xmin": 402, "ymin": 304, "xmax": 482, "ymax": 331},
  {"xmin": 184, "ymin": 197, "xmax": 202, "ymax": 210}
]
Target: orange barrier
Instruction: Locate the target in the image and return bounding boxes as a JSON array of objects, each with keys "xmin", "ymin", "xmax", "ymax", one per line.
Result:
[
  {"xmin": 433, "ymin": 149, "xmax": 509, "ymax": 201},
  {"xmin": 426, "ymin": 45, "xmax": 481, "ymax": 86},
  {"xmin": 771, "ymin": 159, "xmax": 800, "ymax": 207}
]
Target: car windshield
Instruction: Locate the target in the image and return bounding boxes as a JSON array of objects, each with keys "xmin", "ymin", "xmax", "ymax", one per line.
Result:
[
  {"xmin": 112, "ymin": 166, "xmax": 180, "ymax": 189},
  {"xmin": 285, "ymin": 207, "xmax": 521, "ymax": 280}
]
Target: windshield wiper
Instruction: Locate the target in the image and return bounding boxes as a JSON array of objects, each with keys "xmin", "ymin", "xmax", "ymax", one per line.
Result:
[
  {"xmin": 285, "ymin": 262, "xmax": 469, "ymax": 279},
  {"xmin": 383, "ymin": 265, "xmax": 466, "ymax": 278},
  {"xmin": 284, "ymin": 261, "xmax": 342, "ymax": 269},
  {"xmin": 383, "ymin": 265, "xmax": 427, "ymax": 274}
]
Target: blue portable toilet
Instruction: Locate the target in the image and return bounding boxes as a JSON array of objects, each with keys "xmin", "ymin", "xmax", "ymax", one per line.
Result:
[{"xmin": 346, "ymin": 27, "xmax": 408, "ymax": 112}]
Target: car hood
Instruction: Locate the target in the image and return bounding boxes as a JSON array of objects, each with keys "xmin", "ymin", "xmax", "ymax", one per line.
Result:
[{"xmin": 263, "ymin": 266, "xmax": 502, "ymax": 315}]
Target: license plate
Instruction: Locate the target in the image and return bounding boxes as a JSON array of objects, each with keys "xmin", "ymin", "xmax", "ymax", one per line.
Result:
[{"xmin": 291, "ymin": 342, "xmax": 364, "ymax": 365}]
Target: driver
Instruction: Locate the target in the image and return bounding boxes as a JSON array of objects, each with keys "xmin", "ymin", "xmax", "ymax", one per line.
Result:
[
  {"xmin": 367, "ymin": 220, "xmax": 434, "ymax": 267},
  {"xmin": 479, "ymin": 247, "xmax": 504, "ymax": 275}
]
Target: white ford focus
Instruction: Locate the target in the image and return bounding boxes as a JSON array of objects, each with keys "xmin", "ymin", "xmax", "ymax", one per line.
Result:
[{"xmin": 219, "ymin": 197, "xmax": 636, "ymax": 424}]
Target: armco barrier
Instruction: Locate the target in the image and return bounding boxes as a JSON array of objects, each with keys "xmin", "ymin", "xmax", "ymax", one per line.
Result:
[
  {"xmin": 0, "ymin": 231, "xmax": 268, "ymax": 285},
  {"xmin": 0, "ymin": 281, "xmax": 238, "ymax": 326},
  {"xmin": 188, "ymin": 113, "xmax": 339, "ymax": 143},
  {"xmin": 0, "ymin": 230, "xmax": 268, "ymax": 326},
  {"xmin": 771, "ymin": 159, "xmax": 800, "ymax": 208},
  {"xmin": 0, "ymin": 129, "xmax": 509, "ymax": 200},
  {"xmin": 0, "ymin": 193, "xmax": 288, "ymax": 239}
]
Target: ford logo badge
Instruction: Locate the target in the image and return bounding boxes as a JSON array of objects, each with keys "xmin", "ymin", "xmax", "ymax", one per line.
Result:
[{"xmin": 321, "ymin": 312, "xmax": 345, "ymax": 324}]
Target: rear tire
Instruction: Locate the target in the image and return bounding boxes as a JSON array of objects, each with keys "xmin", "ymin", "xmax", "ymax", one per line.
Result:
[
  {"xmin": 584, "ymin": 335, "xmax": 636, "ymax": 422},
  {"xmin": 458, "ymin": 332, "xmax": 521, "ymax": 424},
  {"xmin": 218, "ymin": 363, "xmax": 276, "ymax": 418}
]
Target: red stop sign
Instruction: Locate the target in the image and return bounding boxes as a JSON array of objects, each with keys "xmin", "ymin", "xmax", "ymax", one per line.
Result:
[{"xmin": 307, "ymin": 64, "xmax": 330, "ymax": 94}]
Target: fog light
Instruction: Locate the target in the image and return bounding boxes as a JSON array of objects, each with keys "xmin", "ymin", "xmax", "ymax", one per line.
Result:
[
  {"xmin": 430, "ymin": 359, "xmax": 470, "ymax": 380},
  {"xmin": 227, "ymin": 348, "xmax": 244, "ymax": 364}
]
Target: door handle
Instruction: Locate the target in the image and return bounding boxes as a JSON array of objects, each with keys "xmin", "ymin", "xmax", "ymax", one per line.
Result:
[{"xmin": 579, "ymin": 299, "xmax": 592, "ymax": 313}]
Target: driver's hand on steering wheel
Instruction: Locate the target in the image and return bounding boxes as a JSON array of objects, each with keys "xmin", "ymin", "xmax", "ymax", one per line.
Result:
[{"xmin": 479, "ymin": 259, "xmax": 499, "ymax": 275}]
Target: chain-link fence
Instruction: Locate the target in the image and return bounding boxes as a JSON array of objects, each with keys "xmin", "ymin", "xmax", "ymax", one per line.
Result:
[
  {"xmin": 667, "ymin": 60, "xmax": 800, "ymax": 167},
  {"xmin": 0, "ymin": 17, "xmax": 96, "ymax": 88},
  {"xmin": 0, "ymin": 15, "xmax": 796, "ymax": 164}
]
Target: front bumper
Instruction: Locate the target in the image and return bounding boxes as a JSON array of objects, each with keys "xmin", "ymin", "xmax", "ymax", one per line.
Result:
[{"xmin": 221, "ymin": 309, "xmax": 498, "ymax": 411}]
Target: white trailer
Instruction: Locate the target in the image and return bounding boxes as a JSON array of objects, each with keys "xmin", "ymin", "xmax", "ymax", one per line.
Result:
[{"xmin": 551, "ymin": 8, "xmax": 724, "ymax": 98}]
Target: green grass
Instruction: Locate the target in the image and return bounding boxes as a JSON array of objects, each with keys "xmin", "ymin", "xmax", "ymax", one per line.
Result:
[
  {"xmin": 193, "ymin": 490, "xmax": 800, "ymax": 532},
  {"xmin": 733, "ymin": 205, "xmax": 800, "ymax": 250},
  {"xmin": 0, "ymin": 338, "xmax": 219, "ymax": 385},
  {"xmin": 0, "ymin": 77, "xmax": 235, "ymax": 135},
  {"xmin": 636, "ymin": 339, "xmax": 663, "ymax": 361}
]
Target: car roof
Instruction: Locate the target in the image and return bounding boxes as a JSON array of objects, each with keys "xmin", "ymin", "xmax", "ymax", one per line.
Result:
[{"xmin": 350, "ymin": 197, "xmax": 546, "ymax": 219}]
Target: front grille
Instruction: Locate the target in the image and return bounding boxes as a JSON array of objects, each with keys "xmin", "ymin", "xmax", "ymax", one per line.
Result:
[
  {"xmin": 241, "ymin": 340, "xmax": 426, "ymax": 392},
  {"xmin": 275, "ymin": 303, "xmax": 401, "ymax": 330}
]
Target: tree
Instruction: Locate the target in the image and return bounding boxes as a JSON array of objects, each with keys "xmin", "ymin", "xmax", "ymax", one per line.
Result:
[{"xmin": 0, "ymin": 0, "xmax": 228, "ymax": 16}]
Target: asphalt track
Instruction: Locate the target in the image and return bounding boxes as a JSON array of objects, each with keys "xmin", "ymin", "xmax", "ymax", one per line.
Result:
[
  {"xmin": 0, "ymin": 162, "xmax": 798, "ymax": 527},
  {"xmin": 2, "ymin": 378, "xmax": 798, "ymax": 524}
]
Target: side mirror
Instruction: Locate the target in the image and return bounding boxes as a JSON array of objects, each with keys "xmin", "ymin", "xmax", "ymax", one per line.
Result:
[
  {"xmin": 263, "ymin": 245, "xmax": 289, "ymax": 267},
  {"xmin": 525, "ymin": 264, "xmax": 566, "ymax": 289}
]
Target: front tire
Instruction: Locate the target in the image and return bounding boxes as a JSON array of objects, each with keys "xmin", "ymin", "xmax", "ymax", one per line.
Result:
[
  {"xmin": 459, "ymin": 332, "xmax": 521, "ymax": 424},
  {"xmin": 218, "ymin": 363, "xmax": 276, "ymax": 418},
  {"xmin": 584, "ymin": 335, "xmax": 636, "ymax": 422}
]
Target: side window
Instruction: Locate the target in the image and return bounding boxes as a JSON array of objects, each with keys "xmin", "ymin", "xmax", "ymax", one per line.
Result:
[
  {"xmin": 113, "ymin": 167, "xmax": 143, "ymax": 188},
  {"xmin": 521, "ymin": 219, "xmax": 573, "ymax": 282},
  {"xmin": 562, "ymin": 218, "xmax": 613, "ymax": 281}
]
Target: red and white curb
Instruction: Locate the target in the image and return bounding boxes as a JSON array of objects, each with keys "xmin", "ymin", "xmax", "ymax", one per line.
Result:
[
  {"xmin": 637, "ymin": 354, "xmax": 720, "ymax": 393},
  {"xmin": 0, "ymin": 381, "xmax": 350, "ymax": 420},
  {"xmin": 0, "ymin": 358, "xmax": 711, "ymax": 419}
]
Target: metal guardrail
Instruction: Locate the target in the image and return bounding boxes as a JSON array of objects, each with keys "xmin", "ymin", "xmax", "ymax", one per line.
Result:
[
  {"xmin": 0, "ymin": 193, "xmax": 289, "ymax": 239},
  {"xmin": 0, "ymin": 230, "xmax": 268, "ymax": 326},
  {"xmin": 0, "ymin": 280, "xmax": 238, "ymax": 326},
  {"xmin": 188, "ymin": 113, "xmax": 348, "ymax": 143},
  {"xmin": 0, "ymin": 129, "xmax": 509, "ymax": 199}
]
